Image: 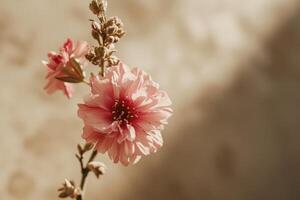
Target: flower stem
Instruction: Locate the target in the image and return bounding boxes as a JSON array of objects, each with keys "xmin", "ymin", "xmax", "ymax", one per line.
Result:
[
  {"xmin": 76, "ymin": 150, "xmax": 98, "ymax": 200},
  {"xmin": 99, "ymin": 62, "xmax": 105, "ymax": 77}
]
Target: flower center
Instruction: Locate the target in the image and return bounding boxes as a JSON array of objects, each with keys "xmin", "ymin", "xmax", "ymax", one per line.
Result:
[{"xmin": 112, "ymin": 99, "xmax": 137, "ymax": 124}]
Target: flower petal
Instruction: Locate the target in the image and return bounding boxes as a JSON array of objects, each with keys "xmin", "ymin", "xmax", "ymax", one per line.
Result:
[
  {"xmin": 78, "ymin": 104, "xmax": 113, "ymax": 132},
  {"xmin": 84, "ymin": 94, "xmax": 114, "ymax": 111}
]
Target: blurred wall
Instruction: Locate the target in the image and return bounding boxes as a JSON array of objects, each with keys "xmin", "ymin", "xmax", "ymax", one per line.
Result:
[{"xmin": 0, "ymin": 0, "xmax": 300, "ymax": 200}]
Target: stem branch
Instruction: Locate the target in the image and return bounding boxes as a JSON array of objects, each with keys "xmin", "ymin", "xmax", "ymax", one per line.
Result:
[{"xmin": 76, "ymin": 150, "xmax": 98, "ymax": 200}]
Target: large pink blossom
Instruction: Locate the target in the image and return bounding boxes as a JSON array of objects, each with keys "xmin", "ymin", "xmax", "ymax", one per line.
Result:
[
  {"xmin": 78, "ymin": 62, "xmax": 172, "ymax": 166},
  {"xmin": 43, "ymin": 38, "xmax": 90, "ymax": 98}
]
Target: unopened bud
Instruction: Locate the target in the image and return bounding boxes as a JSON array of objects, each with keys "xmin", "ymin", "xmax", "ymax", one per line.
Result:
[
  {"xmin": 107, "ymin": 25, "xmax": 118, "ymax": 35},
  {"xmin": 117, "ymin": 30, "xmax": 125, "ymax": 38},
  {"xmin": 91, "ymin": 57, "xmax": 101, "ymax": 65},
  {"xmin": 58, "ymin": 179, "xmax": 80, "ymax": 199},
  {"xmin": 105, "ymin": 17, "xmax": 116, "ymax": 27},
  {"xmin": 108, "ymin": 56, "xmax": 119, "ymax": 66},
  {"xmin": 92, "ymin": 30, "xmax": 100, "ymax": 41},
  {"xmin": 87, "ymin": 161, "xmax": 106, "ymax": 178},
  {"xmin": 91, "ymin": 21, "xmax": 101, "ymax": 31},
  {"xmin": 83, "ymin": 143, "xmax": 94, "ymax": 152},
  {"xmin": 85, "ymin": 52, "xmax": 95, "ymax": 62},
  {"xmin": 106, "ymin": 36, "xmax": 115, "ymax": 44},
  {"xmin": 98, "ymin": 0, "xmax": 108, "ymax": 13},
  {"xmin": 89, "ymin": 0, "xmax": 107, "ymax": 16},
  {"xmin": 115, "ymin": 18, "xmax": 124, "ymax": 28},
  {"xmin": 89, "ymin": 0, "xmax": 100, "ymax": 15},
  {"xmin": 113, "ymin": 36, "xmax": 120, "ymax": 43}
]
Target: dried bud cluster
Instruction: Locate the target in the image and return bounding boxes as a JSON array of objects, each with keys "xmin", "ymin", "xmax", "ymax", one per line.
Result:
[
  {"xmin": 86, "ymin": 46, "xmax": 119, "ymax": 67},
  {"xmin": 58, "ymin": 179, "xmax": 80, "ymax": 199},
  {"xmin": 86, "ymin": 0, "xmax": 125, "ymax": 73},
  {"xmin": 103, "ymin": 17, "xmax": 125, "ymax": 44},
  {"xmin": 87, "ymin": 161, "xmax": 106, "ymax": 178}
]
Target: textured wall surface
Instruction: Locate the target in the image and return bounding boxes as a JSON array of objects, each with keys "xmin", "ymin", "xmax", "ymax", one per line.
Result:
[{"xmin": 1, "ymin": 0, "xmax": 300, "ymax": 200}]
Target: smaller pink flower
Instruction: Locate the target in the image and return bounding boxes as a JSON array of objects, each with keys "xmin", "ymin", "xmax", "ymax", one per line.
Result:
[
  {"xmin": 43, "ymin": 38, "xmax": 90, "ymax": 98},
  {"xmin": 78, "ymin": 62, "xmax": 173, "ymax": 166}
]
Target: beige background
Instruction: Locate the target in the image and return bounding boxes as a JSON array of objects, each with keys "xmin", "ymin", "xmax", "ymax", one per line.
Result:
[{"xmin": 1, "ymin": 0, "xmax": 300, "ymax": 199}]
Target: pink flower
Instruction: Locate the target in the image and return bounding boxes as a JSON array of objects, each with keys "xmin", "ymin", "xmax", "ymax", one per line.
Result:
[
  {"xmin": 43, "ymin": 38, "xmax": 90, "ymax": 98},
  {"xmin": 78, "ymin": 62, "xmax": 172, "ymax": 166}
]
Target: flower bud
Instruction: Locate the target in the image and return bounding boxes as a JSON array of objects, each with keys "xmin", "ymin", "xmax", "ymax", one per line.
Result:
[
  {"xmin": 91, "ymin": 57, "xmax": 101, "ymax": 65},
  {"xmin": 89, "ymin": 0, "xmax": 107, "ymax": 16},
  {"xmin": 108, "ymin": 56, "xmax": 119, "ymax": 66},
  {"xmin": 115, "ymin": 18, "xmax": 124, "ymax": 28},
  {"xmin": 83, "ymin": 142, "xmax": 94, "ymax": 152},
  {"xmin": 92, "ymin": 29, "xmax": 100, "ymax": 41},
  {"xmin": 106, "ymin": 36, "xmax": 115, "ymax": 44},
  {"xmin": 85, "ymin": 52, "xmax": 95, "ymax": 62},
  {"xmin": 117, "ymin": 29, "xmax": 125, "ymax": 37},
  {"xmin": 87, "ymin": 161, "xmax": 106, "ymax": 178},
  {"xmin": 114, "ymin": 36, "xmax": 120, "ymax": 43},
  {"xmin": 92, "ymin": 21, "xmax": 100, "ymax": 30},
  {"xmin": 99, "ymin": 0, "xmax": 108, "ymax": 13},
  {"xmin": 58, "ymin": 179, "xmax": 80, "ymax": 199},
  {"xmin": 105, "ymin": 17, "xmax": 116, "ymax": 27},
  {"xmin": 107, "ymin": 25, "xmax": 118, "ymax": 35},
  {"xmin": 89, "ymin": 0, "xmax": 100, "ymax": 15}
]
